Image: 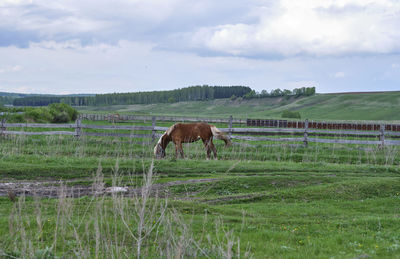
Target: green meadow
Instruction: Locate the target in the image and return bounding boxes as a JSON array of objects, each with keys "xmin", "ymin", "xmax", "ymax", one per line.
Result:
[
  {"xmin": 1, "ymin": 125, "xmax": 400, "ymax": 258},
  {"xmin": 2, "ymin": 91, "xmax": 400, "ymax": 258},
  {"xmin": 77, "ymin": 91, "xmax": 400, "ymax": 121}
]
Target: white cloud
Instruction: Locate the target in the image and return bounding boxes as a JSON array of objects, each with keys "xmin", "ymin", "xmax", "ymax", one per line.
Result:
[
  {"xmin": 0, "ymin": 65, "xmax": 23, "ymax": 73},
  {"xmin": 1, "ymin": 0, "xmax": 400, "ymax": 95},
  {"xmin": 0, "ymin": 0, "xmax": 183, "ymax": 38},
  {"xmin": 0, "ymin": 85, "xmax": 35, "ymax": 94},
  {"xmin": 0, "ymin": 0, "xmax": 32, "ymax": 6},
  {"xmin": 192, "ymin": 0, "xmax": 400, "ymax": 57},
  {"xmin": 28, "ymin": 40, "xmax": 117, "ymax": 52},
  {"xmin": 333, "ymin": 71, "xmax": 345, "ymax": 78}
]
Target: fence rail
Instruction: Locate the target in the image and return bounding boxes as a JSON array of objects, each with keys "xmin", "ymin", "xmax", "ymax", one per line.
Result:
[
  {"xmin": 246, "ymin": 118, "xmax": 400, "ymax": 132},
  {"xmin": 79, "ymin": 113, "xmax": 246, "ymax": 124},
  {"xmin": 78, "ymin": 113, "xmax": 400, "ymax": 132},
  {"xmin": 2, "ymin": 117, "xmax": 400, "ymax": 147}
]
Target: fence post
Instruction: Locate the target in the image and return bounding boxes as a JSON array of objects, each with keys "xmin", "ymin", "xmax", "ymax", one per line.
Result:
[
  {"xmin": 380, "ymin": 124, "xmax": 385, "ymax": 149},
  {"xmin": 1, "ymin": 118, "xmax": 6, "ymax": 136},
  {"xmin": 303, "ymin": 119, "xmax": 309, "ymax": 147},
  {"xmin": 152, "ymin": 116, "xmax": 156, "ymax": 142},
  {"xmin": 75, "ymin": 118, "xmax": 82, "ymax": 138},
  {"xmin": 229, "ymin": 115, "xmax": 233, "ymax": 135}
]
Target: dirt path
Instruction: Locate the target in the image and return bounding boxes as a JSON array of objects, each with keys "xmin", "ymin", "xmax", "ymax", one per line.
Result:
[{"xmin": 0, "ymin": 178, "xmax": 221, "ymax": 199}]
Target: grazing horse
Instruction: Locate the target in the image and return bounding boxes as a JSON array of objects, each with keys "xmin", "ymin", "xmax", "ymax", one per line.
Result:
[{"xmin": 154, "ymin": 122, "xmax": 231, "ymax": 159}]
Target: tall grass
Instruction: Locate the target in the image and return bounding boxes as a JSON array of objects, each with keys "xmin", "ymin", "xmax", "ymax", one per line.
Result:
[
  {"xmin": 1, "ymin": 161, "xmax": 251, "ymax": 258},
  {"xmin": 1, "ymin": 134, "xmax": 400, "ymax": 166}
]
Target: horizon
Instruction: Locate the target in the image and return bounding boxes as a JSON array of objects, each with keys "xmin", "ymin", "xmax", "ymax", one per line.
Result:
[
  {"xmin": 1, "ymin": 0, "xmax": 400, "ymax": 94},
  {"xmin": 2, "ymin": 88, "xmax": 400, "ymax": 97}
]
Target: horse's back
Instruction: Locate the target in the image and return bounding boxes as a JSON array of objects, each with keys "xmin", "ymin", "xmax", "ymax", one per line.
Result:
[{"xmin": 170, "ymin": 123, "xmax": 212, "ymax": 142}]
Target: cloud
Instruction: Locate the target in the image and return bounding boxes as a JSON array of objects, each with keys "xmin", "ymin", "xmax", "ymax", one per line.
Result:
[
  {"xmin": 0, "ymin": 65, "xmax": 23, "ymax": 73},
  {"xmin": 0, "ymin": 0, "xmax": 198, "ymax": 47},
  {"xmin": 0, "ymin": 0, "xmax": 257, "ymax": 49},
  {"xmin": 333, "ymin": 72, "xmax": 345, "ymax": 78},
  {"xmin": 0, "ymin": 85, "xmax": 35, "ymax": 94},
  {"xmin": 190, "ymin": 0, "xmax": 400, "ymax": 57},
  {"xmin": 2, "ymin": 0, "xmax": 400, "ymax": 59},
  {"xmin": 1, "ymin": 0, "xmax": 400, "ymax": 95}
]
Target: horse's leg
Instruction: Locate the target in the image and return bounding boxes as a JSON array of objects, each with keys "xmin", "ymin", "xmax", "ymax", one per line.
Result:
[
  {"xmin": 179, "ymin": 142, "xmax": 184, "ymax": 158},
  {"xmin": 209, "ymin": 140, "xmax": 217, "ymax": 159},
  {"xmin": 175, "ymin": 141, "xmax": 184, "ymax": 158},
  {"xmin": 202, "ymin": 139, "xmax": 212, "ymax": 159},
  {"xmin": 174, "ymin": 142, "xmax": 179, "ymax": 159}
]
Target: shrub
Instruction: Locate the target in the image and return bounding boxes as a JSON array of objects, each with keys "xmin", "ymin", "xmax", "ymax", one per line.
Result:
[
  {"xmin": 9, "ymin": 113, "xmax": 25, "ymax": 123},
  {"xmin": 1, "ymin": 104, "xmax": 78, "ymax": 123},
  {"xmin": 49, "ymin": 103, "xmax": 78, "ymax": 123},
  {"xmin": 281, "ymin": 110, "xmax": 301, "ymax": 119},
  {"xmin": 52, "ymin": 111, "xmax": 70, "ymax": 123},
  {"xmin": 24, "ymin": 107, "xmax": 52, "ymax": 122}
]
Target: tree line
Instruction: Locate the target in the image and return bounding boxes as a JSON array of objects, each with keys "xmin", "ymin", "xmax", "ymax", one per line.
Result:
[
  {"xmin": 241, "ymin": 87, "xmax": 316, "ymax": 99},
  {"xmin": 10, "ymin": 86, "xmax": 316, "ymax": 107},
  {"xmin": 13, "ymin": 85, "xmax": 252, "ymax": 106},
  {"xmin": 0, "ymin": 96, "xmax": 15, "ymax": 106}
]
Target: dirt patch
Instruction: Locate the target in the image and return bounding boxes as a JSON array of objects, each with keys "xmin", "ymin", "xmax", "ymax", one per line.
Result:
[{"xmin": 0, "ymin": 178, "xmax": 221, "ymax": 199}]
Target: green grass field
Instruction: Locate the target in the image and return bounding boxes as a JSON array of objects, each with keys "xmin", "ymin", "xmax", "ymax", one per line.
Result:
[
  {"xmin": 3, "ymin": 90, "xmax": 400, "ymax": 259},
  {"xmin": 77, "ymin": 91, "xmax": 400, "ymax": 122},
  {"xmin": 1, "ymin": 122, "xmax": 400, "ymax": 258}
]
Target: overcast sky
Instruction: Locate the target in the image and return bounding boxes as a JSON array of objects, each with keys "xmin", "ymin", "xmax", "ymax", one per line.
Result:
[{"xmin": 1, "ymin": 0, "xmax": 400, "ymax": 94}]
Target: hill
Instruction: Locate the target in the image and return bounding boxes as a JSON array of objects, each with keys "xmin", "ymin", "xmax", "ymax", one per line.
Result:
[
  {"xmin": 0, "ymin": 92, "xmax": 94, "ymax": 106},
  {"xmin": 77, "ymin": 91, "xmax": 400, "ymax": 121}
]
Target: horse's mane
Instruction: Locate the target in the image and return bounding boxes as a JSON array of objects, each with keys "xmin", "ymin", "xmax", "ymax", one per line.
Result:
[
  {"xmin": 166, "ymin": 124, "xmax": 178, "ymax": 136},
  {"xmin": 156, "ymin": 124, "xmax": 177, "ymax": 146}
]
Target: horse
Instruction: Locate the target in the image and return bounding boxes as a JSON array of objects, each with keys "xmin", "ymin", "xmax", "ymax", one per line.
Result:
[{"xmin": 154, "ymin": 122, "xmax": 231, "ymax": 159}]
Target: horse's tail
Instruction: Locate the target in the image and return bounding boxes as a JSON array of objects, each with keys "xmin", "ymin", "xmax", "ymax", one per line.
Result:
[{"xmin": 210, "ymin": 126, "xmax": 231, "ymax": 147}]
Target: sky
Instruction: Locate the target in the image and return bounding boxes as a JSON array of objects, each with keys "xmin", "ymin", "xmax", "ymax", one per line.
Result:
[{"xmin": 0, "ymin": 0, "xmax": 400, "ymax": 94}]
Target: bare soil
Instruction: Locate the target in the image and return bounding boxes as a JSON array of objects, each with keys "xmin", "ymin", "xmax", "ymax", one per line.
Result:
[{"xmin": 0, "ymin": 178, "xmax": 221, "ymax": 199}]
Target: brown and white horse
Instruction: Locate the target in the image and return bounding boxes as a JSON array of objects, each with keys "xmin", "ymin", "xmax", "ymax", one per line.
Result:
[{"xmin": 154, "ymin": 122, "xmax": 231, "ymax": 159}]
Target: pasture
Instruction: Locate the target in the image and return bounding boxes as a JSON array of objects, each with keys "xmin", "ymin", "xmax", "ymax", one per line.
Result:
[
  {"xmin": 77, "ymin": 91, "xmax": 400, "ymax": 121},
  {"xmin": 1, "ymin": 118, "xmax": 400, "ymax": 258}
]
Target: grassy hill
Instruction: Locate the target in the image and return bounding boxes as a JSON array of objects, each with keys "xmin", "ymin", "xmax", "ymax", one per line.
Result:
[{"xmin": 77, "ymin": 91, "xmax": 400, "ymax": 122}]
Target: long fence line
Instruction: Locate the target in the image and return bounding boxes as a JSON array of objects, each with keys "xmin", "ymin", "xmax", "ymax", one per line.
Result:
[
  {"xmin": 2, "ymin": 117, "xmax": 400, "ymax": 147},
  {"xmin": 246, "ymin": 119, "xmax": 400, "ymax": 132},
  {"xmin": 79, "ymin": 113, "xmax": 246, "ymax": 124},
  {"xmin": 79, "ymin": 113, "xmax": 400, "ymax": 132}
]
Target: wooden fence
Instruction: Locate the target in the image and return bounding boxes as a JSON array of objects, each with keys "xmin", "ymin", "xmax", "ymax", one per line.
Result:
[
  {"xmin": 79, "ymin": 113, "xmax": 400, "ymax": 132},
  {"xmin": 247, "ymin": 118, "xmax": 400, "ymax": 132},
  {"xmin": 79, "ymin": 113, "xmax": 246, "ymax": 125},
  {"xmin": 2, "ymin": 117, "xmax": 400, "ymax": 147}
]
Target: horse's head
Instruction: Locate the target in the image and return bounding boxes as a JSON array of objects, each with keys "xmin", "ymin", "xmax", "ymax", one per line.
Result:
[
  {"xmin": 154, "ymin": 133, "xmax": 169, "ymax": 159},
  {"xmin": 154, "ymin": 143, "xmax": 166, "ymax": 158}
]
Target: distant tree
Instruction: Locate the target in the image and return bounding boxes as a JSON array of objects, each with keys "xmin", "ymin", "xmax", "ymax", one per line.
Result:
[
  {"xmin": 283, "ymin": 89, "xmax": 292, "ymax": 96},
  {"xmin": 270, "ymin": 88, "xmax": 283, "ymax": 97},
  {"xmin": 260, "ymin": 90, "xmax": 269, "ymax": 97},
  {"xmin": 305, "ymin": 87, "xmax": 316, "ymax": 96},
  {"xmin": 243, "ymin": 90, "xmax": 257, "ymax": 99}
]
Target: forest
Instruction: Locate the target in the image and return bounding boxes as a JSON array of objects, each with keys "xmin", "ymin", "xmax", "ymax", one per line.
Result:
[
  {"xmin": 10, "ymin": 86, "xmax": 316, "ymax": 106},
  {"xmin": 12, "ymin": 85, "xmax": 252, "ymax": 106}
]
